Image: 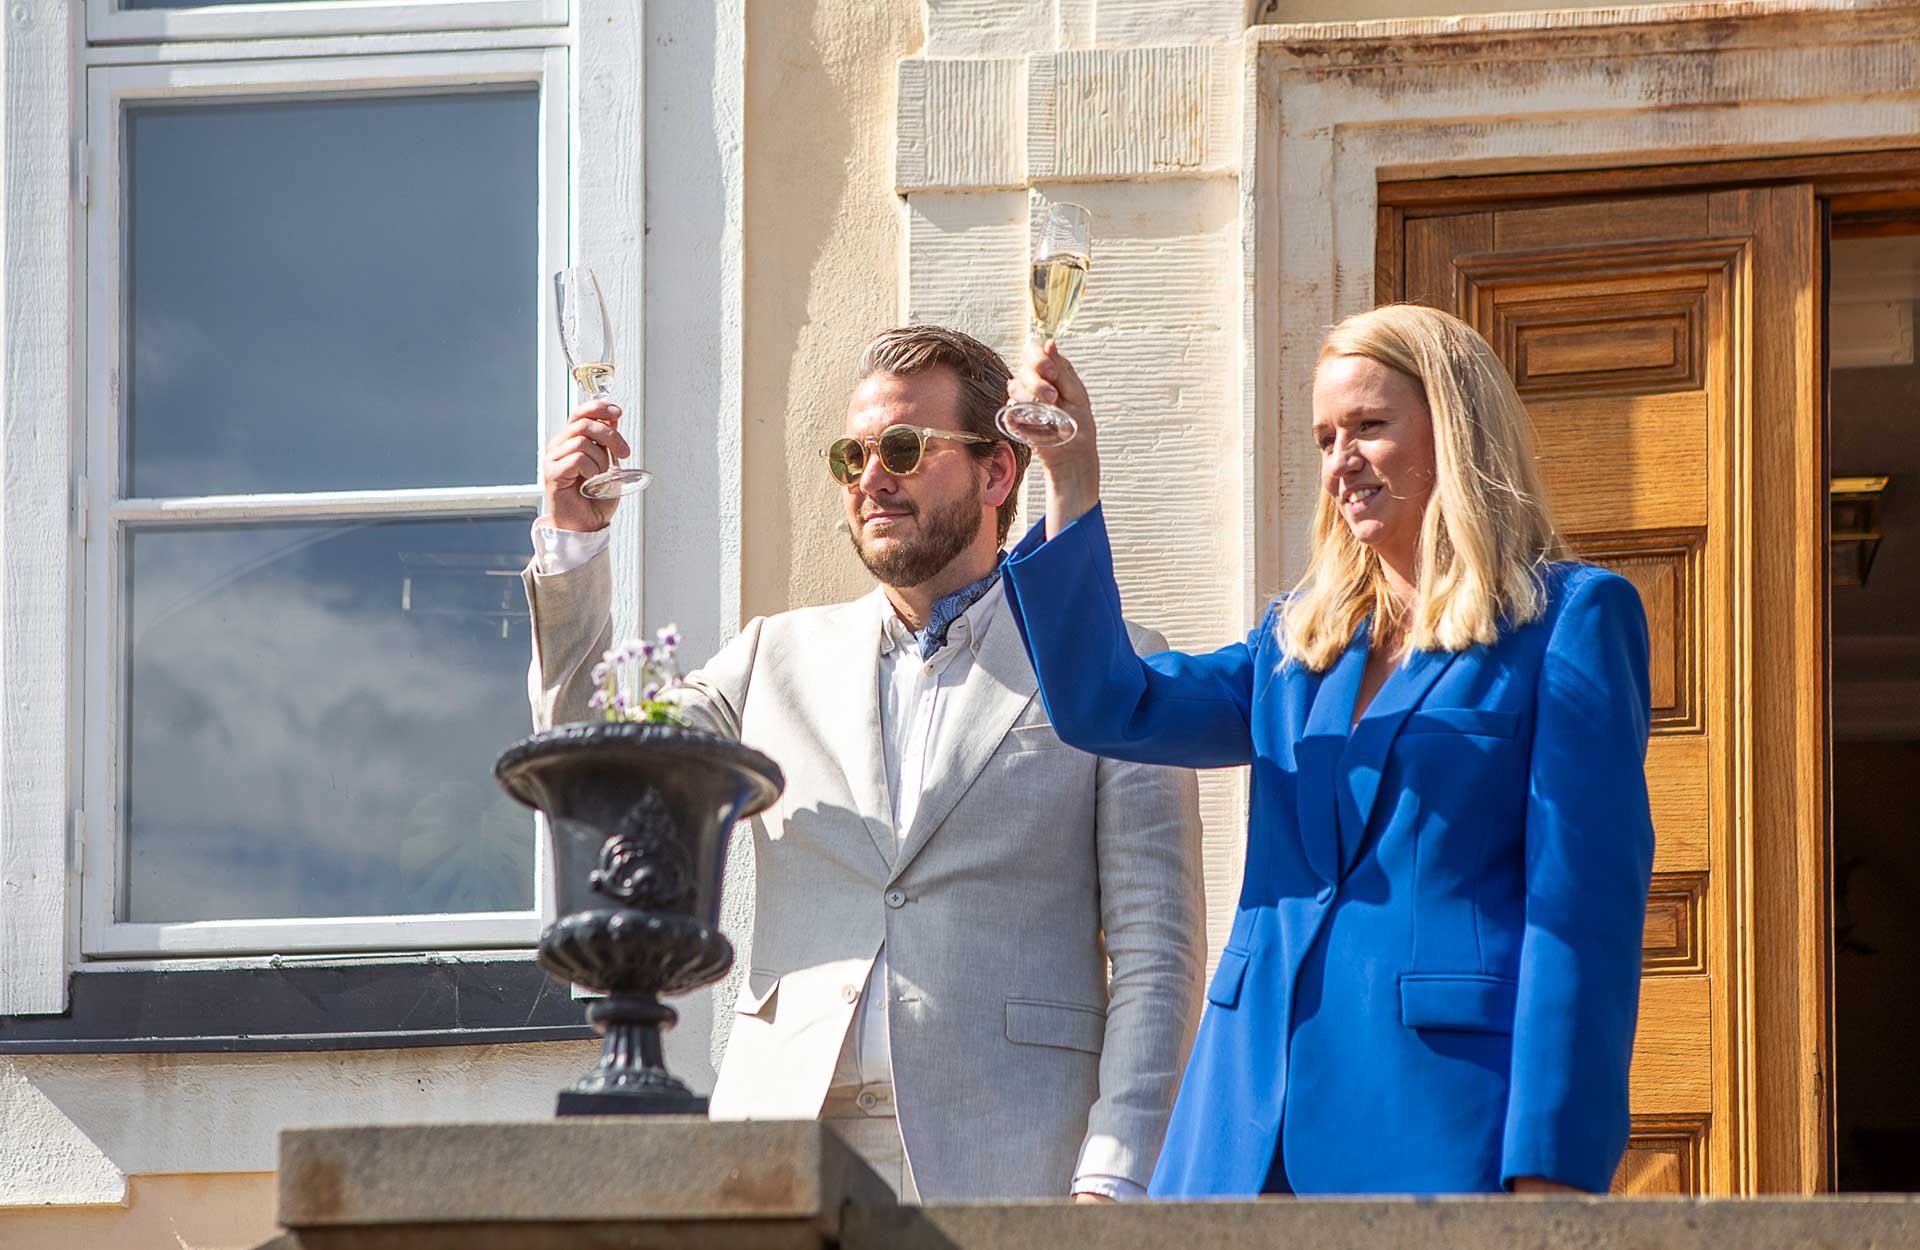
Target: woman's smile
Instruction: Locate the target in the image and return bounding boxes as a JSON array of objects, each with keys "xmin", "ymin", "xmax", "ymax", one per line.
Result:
[{"xmin": 1340, "ymin": 483, "xmax": 1385, "ymax": 516}]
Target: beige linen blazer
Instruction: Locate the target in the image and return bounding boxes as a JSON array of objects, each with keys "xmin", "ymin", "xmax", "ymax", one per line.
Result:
[{"xmin": 524, "ymin": 550, "xmax": 1205, "ymax": 1201}]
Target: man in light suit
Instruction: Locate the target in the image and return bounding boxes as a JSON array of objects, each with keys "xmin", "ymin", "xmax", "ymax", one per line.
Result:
[{"xmin": 523, "ymin": 324, "xmax": 1203, "ymax": 1203}]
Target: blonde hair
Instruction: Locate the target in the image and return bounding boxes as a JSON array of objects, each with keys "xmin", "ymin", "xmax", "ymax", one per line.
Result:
[{"xmin": 1281, "ymin": 304, "xmax": 1569, "ymax": 670}]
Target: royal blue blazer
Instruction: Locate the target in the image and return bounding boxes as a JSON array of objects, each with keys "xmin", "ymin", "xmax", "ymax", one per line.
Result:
[{"xmin": 1002, "ymin": 505, "xmax": 1655, "ymax": 1197}]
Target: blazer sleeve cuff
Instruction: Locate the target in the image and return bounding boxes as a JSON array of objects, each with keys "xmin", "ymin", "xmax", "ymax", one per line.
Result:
[
  {"xmin": 1072, "ymin": 1172, "xmax": 1148, "ymax": 1201},
  {"xmin": 1500, "ymin": 1115, "xmax": 1618, "ymax": 1194},
  {"xmin": 531, "ymin": 520, "xmax": 612, "ymax": 576},
  {"xmin": 1073, "ymin": 1131, "xmax": 1150, "ymax": 1192}
]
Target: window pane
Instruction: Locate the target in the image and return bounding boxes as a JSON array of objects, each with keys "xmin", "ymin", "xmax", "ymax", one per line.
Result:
[
  {"xmin": 126, "ymin": 91, "xmax": 539, "ymax": 498},
  {"xmin": 123, "ymin": 516, "xmax": 538, "ymax": 922}
]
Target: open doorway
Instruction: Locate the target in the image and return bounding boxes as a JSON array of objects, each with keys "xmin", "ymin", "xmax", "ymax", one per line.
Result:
[{"xmin": 1829, "ymin": 217, "xmax": 1920, "ymax": 1191}]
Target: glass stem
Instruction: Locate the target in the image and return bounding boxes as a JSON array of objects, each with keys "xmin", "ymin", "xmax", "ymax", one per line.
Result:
[
  {"xmin": 588, "ymin": 381, "xmax": 620, "ymax": 470},
  {"xmin": 1027, "ymin": 327, "xmax": 1061, "ymax": 414}
]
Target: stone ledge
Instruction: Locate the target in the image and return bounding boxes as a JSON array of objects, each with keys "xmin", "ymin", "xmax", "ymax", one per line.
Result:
[
  {"xmin": 276, "ymin": 1118, "xmax": 893, "ymax": 1249},
  {"xmin": 847, "ymin": 1195, "xmax": 1920, "ymax": 1249},
  {"xmin": 261, "ymin": 1120, "xmax": 1920, "ymax": 1249}
]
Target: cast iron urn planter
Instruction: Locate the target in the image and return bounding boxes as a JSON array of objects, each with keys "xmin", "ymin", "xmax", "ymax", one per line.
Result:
[{"xmin": 495, "ymin": 722, "xmax": 782, "ymax": 1116}]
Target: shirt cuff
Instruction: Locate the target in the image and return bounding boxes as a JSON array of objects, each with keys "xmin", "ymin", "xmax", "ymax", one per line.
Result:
[
  {"xmin": 1072, "ymin": 1173, "xmax": 1148, "ymax": 1201},
  {"xmin": 531, "ymin": 522, "xmax": 611, "ymax": 576}
]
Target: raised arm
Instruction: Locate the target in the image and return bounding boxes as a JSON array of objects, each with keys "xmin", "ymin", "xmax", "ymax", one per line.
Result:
[
  {"xmin": 526, "ymin": 393, "xmax": 756, "ymax": 737},
  {"xmin": 522, "ymin": 547, "xmax": 617, "ymax": 732},
  {"xmin": 1003, "ymin": 506, "xmax": 1262, "ymax": 768},
  {"xmin": 521, "ymin": 543, "xmax": 755, "ymax": 740},
  {"xmin": 1001, "ymin": 341, "xmax": 1261, "ymax": 769}
]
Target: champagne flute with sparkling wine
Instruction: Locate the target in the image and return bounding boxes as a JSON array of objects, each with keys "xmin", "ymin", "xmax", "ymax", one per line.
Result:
[
  {"xmin": 995, "ymin": 201, "xmax": 1092, "ymax": 446},
  {"xmin": 555, "ymin": 266, "xmax": 652, "ymax": 498}
]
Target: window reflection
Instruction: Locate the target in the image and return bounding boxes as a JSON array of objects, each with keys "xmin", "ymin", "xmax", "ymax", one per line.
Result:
[
  {"xmin": 123, "ymin": 516, "xmax": 537, "ymax": 922},
  {"xmin": 125, "ymin": 90, "xmax": 539, "ymax": 498}
]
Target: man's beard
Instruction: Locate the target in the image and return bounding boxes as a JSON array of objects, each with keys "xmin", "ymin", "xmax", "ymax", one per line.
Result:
[{"xmin": 849, "ymin": 492, "xmax": 985, "ymax": 589}]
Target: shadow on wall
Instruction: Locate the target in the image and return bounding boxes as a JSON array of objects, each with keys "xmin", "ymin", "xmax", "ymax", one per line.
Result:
[{"xmin": 741, "ymin": 0, "xmax": 925, "ymax": 620}]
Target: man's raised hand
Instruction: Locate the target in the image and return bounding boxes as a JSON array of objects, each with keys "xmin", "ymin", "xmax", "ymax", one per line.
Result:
[{"xmin": 540, "ymin": 398, "xmax": 631, "ymax": 532}]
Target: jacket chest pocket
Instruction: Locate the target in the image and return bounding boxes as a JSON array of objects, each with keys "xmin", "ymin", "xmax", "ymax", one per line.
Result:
[
  {"xmin": 1391, "ymin": 706, "xmax": 1526, "ymax": 806},
  {"xmin": 996, "ymin": 722, "xmax": 1070, "ymax": 756},
  {"xmin": 1399, "ymin": 707, "xmax": 1520, "ymax": 739}
]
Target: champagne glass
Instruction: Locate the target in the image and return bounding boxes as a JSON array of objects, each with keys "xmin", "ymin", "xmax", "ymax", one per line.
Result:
[
  {"xmin": 554, "ymin": 266, "xmax": 652, "ymax": 498},
  {"xmin": 995, "ymin": 201, "xmax": 1092, "ymax": 447}
]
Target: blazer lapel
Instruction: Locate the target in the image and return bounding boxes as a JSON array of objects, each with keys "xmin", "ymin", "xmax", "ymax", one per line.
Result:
[
  {"xmin": 1293, "ymin": 623, "xmax": 1367, "ymax": 887},
  {"xmin": 1336, "ymin": 643, "xmax": 1461, "ymax": 876},
  {"xmin": 819, "ymin": 589, "xmax": 896, "ymax": 871},
  {"xmin": 887, "ymin": 593, "xmax": 1037, "ymax": 884}
]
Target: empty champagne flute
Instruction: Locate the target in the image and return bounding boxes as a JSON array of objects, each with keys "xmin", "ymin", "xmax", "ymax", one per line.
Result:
[
  {"xmin": 996, "ymin": 201, "xmax": 1092, "ymax": 447},
  {"xmin": 554, "ymin": 266, "xmax": 652, "ymax": 498}
]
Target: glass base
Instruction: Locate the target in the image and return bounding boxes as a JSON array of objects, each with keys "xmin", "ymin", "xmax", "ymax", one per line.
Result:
[
  {"xmin": 996, "ymin": 400, "xmax": 1078, "ymax": 447},
  {"xmin": 580, "ymin": 467, "xmax": 654, "ymax": 499}
]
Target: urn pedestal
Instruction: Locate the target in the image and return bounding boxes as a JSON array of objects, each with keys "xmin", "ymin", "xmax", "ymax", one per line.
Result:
[{"xmin": 494, "ymin": 722, "xmax": 782, "ymax": 1116}]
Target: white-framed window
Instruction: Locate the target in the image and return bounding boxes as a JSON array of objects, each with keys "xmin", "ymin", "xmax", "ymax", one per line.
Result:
[
  {"xmin": 86, "ymin": 0, "xmax": 567, "ymax": 45},
  {"xmin": 78, "ymin": 46, "xmax": 568, "ymax": 958}
]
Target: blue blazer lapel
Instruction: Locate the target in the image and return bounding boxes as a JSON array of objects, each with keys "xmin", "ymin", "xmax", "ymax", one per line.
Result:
[
  {"xmin": 1294, "ymin": 625, "xmax": 1367, "ymax": 887},
  {"xmin": 1337, "ymin": 644, "xmax": 1461, "ymax": 875}
]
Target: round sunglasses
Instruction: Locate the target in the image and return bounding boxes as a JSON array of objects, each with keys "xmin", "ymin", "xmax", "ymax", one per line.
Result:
[{"xmin": 822, "ymin": 424, "xmax": 995, "ymax": 486}]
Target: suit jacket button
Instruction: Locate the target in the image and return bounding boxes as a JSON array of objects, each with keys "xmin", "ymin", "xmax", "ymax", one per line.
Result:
[
  {"xmin": 885, "ymin": 889, "xmax": 907, "ymax": 908},
  {"xmin": 1316, "ymin": 886, "xmax": 1335, "ymax": 904},
  {"xmin": 841, "ymin": 984, "xmax": 860, "ymax": 1003}
]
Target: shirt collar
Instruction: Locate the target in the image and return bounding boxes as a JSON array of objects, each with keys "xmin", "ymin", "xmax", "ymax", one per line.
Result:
[{"xmin": 878, "ymin": 555, "xmax": 1006, "ymax": 660}]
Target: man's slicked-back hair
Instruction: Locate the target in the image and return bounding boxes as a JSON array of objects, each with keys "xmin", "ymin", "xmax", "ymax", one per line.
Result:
[{"xmin": 858, "ymin": 324, "xmax": 1030, "ymax": 547}]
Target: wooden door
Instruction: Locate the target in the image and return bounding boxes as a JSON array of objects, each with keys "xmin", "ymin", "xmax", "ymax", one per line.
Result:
[{"xmin": 1390, "ymin": 187, "xmax": 1829, "ymax": 1194}]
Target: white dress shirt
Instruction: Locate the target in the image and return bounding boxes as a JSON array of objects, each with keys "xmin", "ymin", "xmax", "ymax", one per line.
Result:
[{"xmin": 531, "ymin": 522, "xmax": 1144, "ymax": 1199}]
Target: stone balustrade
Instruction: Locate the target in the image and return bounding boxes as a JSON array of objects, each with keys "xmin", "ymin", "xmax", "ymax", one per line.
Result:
[{"xmin": 255, "ymin": 1119, "xmax": 1920, "ymax": 1250}]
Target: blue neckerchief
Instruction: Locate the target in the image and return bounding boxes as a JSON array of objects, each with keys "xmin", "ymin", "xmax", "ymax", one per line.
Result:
[{"xmin": 914, "ymin": 555, "xmax": 1005, "ymax": 660}]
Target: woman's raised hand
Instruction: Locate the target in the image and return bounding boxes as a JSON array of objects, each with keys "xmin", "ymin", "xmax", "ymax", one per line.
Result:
[{"xmin": 1009, "ymin": 339, "xmax": 1102, "ymax": 537}]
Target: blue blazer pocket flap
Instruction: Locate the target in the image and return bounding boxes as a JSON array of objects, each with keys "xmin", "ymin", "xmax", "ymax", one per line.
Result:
[
  {"xmin": 1206, "ymin": 948, "xmax": 1250, "ymax": 1008},
  {"xmin": 1399, "ymin": 973, "xmax": 1518, "ymax": 1033},
  {"xmin": 1005, "ymin": 998, "xmax": 1106, "ymax": 1055},
  {"xmin": 1401, "ymin": 708, "xmax": 1521, "ymax": 738}
]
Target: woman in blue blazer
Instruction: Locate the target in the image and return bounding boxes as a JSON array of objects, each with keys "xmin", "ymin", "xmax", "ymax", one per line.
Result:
[{"xmin": 998, "ymin": 304, "xmax": 1655, "ymax": 1197}]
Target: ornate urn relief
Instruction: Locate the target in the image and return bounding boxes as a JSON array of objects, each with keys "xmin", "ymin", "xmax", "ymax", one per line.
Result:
[{"xmin": 495, "ymin": 723, "xmax": 782, "ymax": 1115}]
